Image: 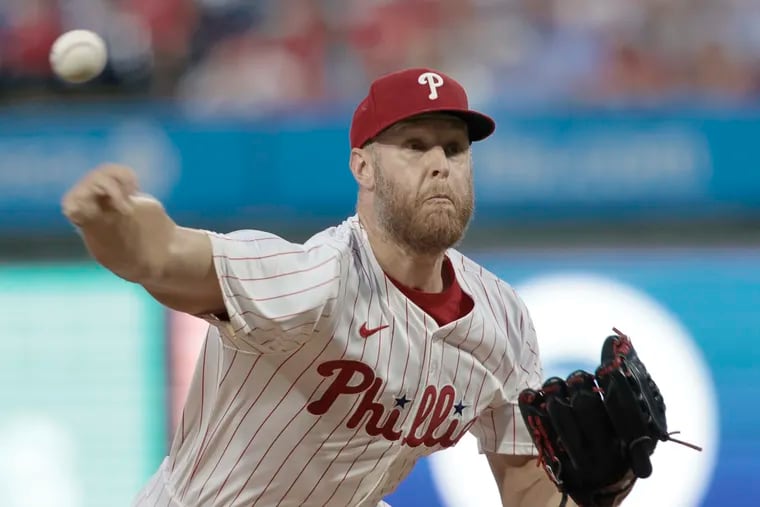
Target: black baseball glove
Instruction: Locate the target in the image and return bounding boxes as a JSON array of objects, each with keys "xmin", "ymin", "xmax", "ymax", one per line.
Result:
[{"xmin": 518, "ymin": 328, "xmax": 701, "ymax": 507}]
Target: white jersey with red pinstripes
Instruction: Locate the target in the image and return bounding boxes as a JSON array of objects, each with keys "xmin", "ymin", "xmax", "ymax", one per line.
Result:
[{"xmin": 132, "ymin": 215, "xmax": 543, "ymax": 507}]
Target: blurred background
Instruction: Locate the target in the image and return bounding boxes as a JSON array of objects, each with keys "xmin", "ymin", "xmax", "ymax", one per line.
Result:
[{"xmin": 0, "ymin": 0, "xmax": 758, "ymax": 506}]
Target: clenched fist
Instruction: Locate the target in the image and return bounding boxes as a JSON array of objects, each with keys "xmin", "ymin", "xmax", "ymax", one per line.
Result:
[{"xmin": 62, "ymin": 164, "xmax": 140, "ymax": 226}]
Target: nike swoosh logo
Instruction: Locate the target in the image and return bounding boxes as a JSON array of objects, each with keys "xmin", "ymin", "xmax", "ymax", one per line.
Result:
[{"xmin": 359, "ymin": 322, "xmax": 389, "ymax": 338}]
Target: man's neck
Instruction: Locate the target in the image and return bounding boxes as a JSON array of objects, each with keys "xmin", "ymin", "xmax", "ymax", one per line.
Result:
[{"xmin": 360, "ymin": 214, "xmax": 447, "ymax": 293}]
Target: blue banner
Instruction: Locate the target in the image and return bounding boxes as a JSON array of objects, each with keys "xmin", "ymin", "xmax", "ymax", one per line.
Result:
[{"xmin": 2, "ymin": 105, "xmax": 760, "ymax": 233}]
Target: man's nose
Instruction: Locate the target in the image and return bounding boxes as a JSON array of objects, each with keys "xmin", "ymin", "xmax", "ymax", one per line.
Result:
[{"xmin": 425, "ymin": 146, "xmax": 450, "ymax": 178}]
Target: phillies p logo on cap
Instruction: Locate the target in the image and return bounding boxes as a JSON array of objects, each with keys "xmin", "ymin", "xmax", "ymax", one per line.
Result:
[{"xmin": 417, "ymin": 71, "xmax": 444, "ymax": 100}]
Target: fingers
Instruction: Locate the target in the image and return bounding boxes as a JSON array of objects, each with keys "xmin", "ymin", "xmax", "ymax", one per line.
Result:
[
  {"xmin": 106, "ymin": 164, "xmax": 140, "ymax": 196},
  {"xmin": 517, "ymin": 387, "xmax": 543, "ymax": 410},
  {"xmin": 517, "ymin": 387, "xmax": 563, "ymax": 479},
  {"xmin": 543, "ymin": 377, "xmax": 591, "ymax": 471},
  {"xmin": 629, "ymin": 437, "xmax": 654, "ymax": 478},
  {"xmin": 565, "ymin": 371, "xmax": 607, "ymax": 431},
  {"xmin": 566, "ymin": 370, "xmax": 621, "ymax": 468},
  {"xmin": 62, "ymin": 164, "xmax": 140, "ymax": 226},
  {"xmin": 91, "ymin": 175, "xmax": 127, "ymax": 214}
]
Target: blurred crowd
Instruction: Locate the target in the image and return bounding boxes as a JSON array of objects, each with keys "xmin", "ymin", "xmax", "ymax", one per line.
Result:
[{"xmin": 2, "ymin": 0, "xmax": 760, "ymax": 111}]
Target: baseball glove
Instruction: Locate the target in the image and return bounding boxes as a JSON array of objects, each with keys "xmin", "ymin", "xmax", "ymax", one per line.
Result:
[{"xmin": 518, "ymin": 328, "xmax": 701, "ymax": 507}]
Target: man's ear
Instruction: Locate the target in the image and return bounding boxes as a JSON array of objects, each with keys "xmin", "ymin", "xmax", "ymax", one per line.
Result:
[{"xmin": 349, "ymin": 147, "xmax": 376, "ymax": 191}]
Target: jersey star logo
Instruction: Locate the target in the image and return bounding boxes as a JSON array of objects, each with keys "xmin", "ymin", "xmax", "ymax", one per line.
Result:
[
  {"xmin": 359, "ymin": 322, "xmax": 389, "ymax": 338},
  {"xmin": 394, "ymin": 395, "xmax": 411, "ymax": 409},
  {"xmin": 453, "ymin": 400, "xmax": 467, "ymax": 416}
]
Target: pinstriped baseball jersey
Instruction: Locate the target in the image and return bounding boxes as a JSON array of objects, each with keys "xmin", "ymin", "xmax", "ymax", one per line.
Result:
[{"xmin": 133, "ymin": 215, "xmax": 543, "ymax": 507}]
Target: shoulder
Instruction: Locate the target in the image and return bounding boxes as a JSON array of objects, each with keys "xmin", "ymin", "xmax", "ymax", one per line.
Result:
[
  {"xmin": 212, "ymin": 217, "xmax": 359, "ymax": 258},
  {"xmin": 303, "ymin": 216, "xmax": 361, "ymax": 252},
  {"xmin": 449, "ymin": 249, "xmax": 527, "ymax": 315}
]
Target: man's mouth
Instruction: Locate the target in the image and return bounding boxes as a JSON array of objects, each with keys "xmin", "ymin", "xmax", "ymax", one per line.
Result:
[{"xmin": 425, "ymin": 193, "xmax": 453, "ymax": 203}]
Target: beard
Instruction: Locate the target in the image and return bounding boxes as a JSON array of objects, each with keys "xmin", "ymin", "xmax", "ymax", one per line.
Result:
[{"xmin": 373, "ymin": 164, "xmax": 474, "ymax": 256}]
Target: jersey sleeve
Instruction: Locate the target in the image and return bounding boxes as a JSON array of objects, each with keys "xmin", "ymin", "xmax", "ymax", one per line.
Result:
[
  {"xmin": 470, "ymin": 289, "xmax": 543, "ymax": 456},
  {"xmin": 199, "ymin": 229, "xmax": 347, "ymax": 354}
]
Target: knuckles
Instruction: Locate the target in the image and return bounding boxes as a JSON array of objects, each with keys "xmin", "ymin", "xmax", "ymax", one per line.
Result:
[{"xmin": 61, "ymin": 164, "xmax": 139, "ymax": 222}]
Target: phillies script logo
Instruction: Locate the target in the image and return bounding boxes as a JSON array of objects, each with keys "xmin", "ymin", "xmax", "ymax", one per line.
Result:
[{"xmin": 307, "ymin": 360, "xmax": 477, "ymax": 447}]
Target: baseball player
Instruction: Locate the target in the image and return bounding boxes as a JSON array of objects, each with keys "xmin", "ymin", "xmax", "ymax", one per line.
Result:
[{"xmin": 62, "ymin": 68, "xmax": 634, "ymax": 507}]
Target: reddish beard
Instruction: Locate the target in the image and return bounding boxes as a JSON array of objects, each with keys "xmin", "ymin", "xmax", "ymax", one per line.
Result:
[{"xmin": 373, "ymin": 166, "xmax": 474, "ymax": 255}]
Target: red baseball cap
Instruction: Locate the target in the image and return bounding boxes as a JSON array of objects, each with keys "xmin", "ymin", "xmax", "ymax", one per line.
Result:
[{"xmin": 350, "ymin": 67, "xmax": 496, "ymax": 148}]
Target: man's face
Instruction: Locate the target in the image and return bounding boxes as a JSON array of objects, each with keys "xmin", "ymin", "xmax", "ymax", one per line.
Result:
[{"xmin": 368, "ymin": 114, "xmax": 474, "ymax": 255}]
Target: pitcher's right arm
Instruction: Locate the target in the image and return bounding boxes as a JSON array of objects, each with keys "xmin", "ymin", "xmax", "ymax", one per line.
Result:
[{"xmin": 62, "ymin": 164, "xmax": 223, "ymax": 315}]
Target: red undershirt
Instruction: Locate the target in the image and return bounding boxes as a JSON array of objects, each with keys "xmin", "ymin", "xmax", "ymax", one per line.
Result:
[{"xmin": 386, "ymin": 257, "xmax": 474, "ymax": 326}]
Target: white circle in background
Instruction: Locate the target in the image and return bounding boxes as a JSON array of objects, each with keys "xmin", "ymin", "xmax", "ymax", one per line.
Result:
[
  {"xmin": 0, "ymin": 415, "xmax": 82, "ymax": 507},
  {"xmin": 429, "ymin": 273, "xmax": 718, "ymax": 507},
  {"xmin": 428, "ymin": 432, "xmax": 502, "ymax": 506}
]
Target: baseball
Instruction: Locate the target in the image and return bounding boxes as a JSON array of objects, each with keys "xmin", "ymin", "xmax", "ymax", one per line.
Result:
[{"xmin": 49, "ymin": 30, "xmax": 107, "ymax": 84}]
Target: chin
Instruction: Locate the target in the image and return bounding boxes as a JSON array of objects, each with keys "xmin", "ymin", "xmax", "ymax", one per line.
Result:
[
  {"xmin": 423, "ymin": 204, "xmax": 458, "ymax": 219},
  {"xmin": 414, "ymin": 219, "xmax": 467, "ymax": 251}
]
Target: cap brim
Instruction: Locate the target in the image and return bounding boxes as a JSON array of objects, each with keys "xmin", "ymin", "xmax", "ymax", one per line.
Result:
[
  {"xmin": 363, "ymin": 107, "xmax": 496, "ymax": 148},
  {"xmin": 445, "ymin": 109, "xmax": 496, "ymax": 143},
  {"xmin": 403, "ymin": 108, "xmax": 496, "ymax": 143}
]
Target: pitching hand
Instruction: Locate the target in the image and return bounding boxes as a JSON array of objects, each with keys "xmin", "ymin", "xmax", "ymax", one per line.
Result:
[{"xmin": 62, "ymin": 164, "xmax": 140, "ymax": 226}]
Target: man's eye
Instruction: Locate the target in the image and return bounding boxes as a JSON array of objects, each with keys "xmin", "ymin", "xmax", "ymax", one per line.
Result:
[
  {"xmin": 405, "ymin": 140, "xmax": 426, "ymax": 151},
  {"xmin": 445, "ymin": 143, "xmax": 466, "ymax": 156}
]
